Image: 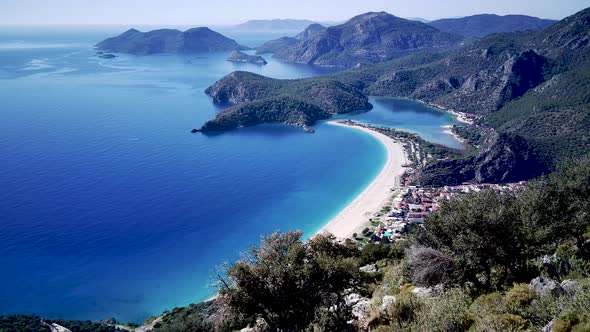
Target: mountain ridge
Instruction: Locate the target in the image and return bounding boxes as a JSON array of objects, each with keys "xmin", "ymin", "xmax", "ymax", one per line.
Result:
[
  {"xmin": 95, "ymin": 27, "xmax": 248, "ymax": 55},
  {"xmin": 271, "ymin": 11, "xmax": 463, "ymax": 68},
  {"xmin": 429, "ymin": 14, "xmax": 557, "ymax": 37}
]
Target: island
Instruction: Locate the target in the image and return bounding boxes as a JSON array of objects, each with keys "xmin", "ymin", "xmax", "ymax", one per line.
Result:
[
  {"xmin": 226, "ymin": 51, "xmax": 268, "ymax": 65},
  {"xmin": 198, "ymin": 71, "xmax": 372, "ymax": 132},
  {"xmin": 95, "ymin": 27, "xmax": 248, "ymax": 55}
]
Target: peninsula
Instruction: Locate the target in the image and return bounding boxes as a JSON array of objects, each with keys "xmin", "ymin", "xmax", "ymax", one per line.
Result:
[{"xmin": 199, "ymin": 71, "xmax": 372, "ymax": 132}]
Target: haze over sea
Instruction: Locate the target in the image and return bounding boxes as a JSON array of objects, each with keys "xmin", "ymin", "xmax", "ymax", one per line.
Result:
[{"xmin": 0, "ymin": 26, "xmax": 460, "ymax": 323}]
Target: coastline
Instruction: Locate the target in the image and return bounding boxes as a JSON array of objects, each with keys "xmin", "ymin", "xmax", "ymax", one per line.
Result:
[
  {"xmin": 317, "ymin": 121, "xmax": 407, "ymax": 239},
  {"xmin": 441, "ymin": 124, "xmax": 466, "ymax": 148}
]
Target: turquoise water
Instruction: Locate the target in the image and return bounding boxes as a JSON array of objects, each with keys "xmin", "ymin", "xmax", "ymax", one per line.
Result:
[
  {"xmin": 0, "ymin": 27, "xmax": 458, "ymax": 323},
  {"xmin": 345, "ymin": 97, "xmax": 464, "ymax": 150}
]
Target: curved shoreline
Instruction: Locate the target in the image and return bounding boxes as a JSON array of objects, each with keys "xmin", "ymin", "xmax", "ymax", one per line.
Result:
[{"xmin": 317, "ymin": 121, "xmax": 407, "ymax": 239}]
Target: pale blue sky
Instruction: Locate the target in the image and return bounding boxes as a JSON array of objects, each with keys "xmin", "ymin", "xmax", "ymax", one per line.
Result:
[{"xmin": 1, "ymin": 0, "xmax": 588, "ymax": 25}]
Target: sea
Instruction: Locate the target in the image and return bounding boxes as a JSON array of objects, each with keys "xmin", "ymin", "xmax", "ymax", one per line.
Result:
[{"xmin": 0, "ymin": 26, "xmax": 461, "ymax": 323}]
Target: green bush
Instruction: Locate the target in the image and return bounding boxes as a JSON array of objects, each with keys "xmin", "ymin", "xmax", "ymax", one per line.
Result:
[{"xmin": 410, "ymin": 288, "xmax": 473, "ymax": 332}]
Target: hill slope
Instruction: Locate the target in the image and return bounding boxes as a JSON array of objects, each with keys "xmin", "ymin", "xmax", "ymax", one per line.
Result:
[
  {"xmin": 95, "ymin": 27, "xmax": 247, "ymax": 55},
  {"xmin": 272, "ymin": 12, "xmax": 463, "ymax": 67},
  {"xmin": 255, "ymin": 24, "xmax": 326, "ymax": 54},
  {"xmin": 429, "ymin": 14, "xmax": 556, "ymax": 37}
]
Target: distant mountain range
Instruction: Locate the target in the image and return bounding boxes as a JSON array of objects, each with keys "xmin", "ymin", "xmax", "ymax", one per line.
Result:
[
  {"xmin": 95, "ymin": 27, "xmax": 247, "ymax": 55},
  {"xmin": 233, "ymin": 19, "xmax": 324, "ymax": 31},
  {"xmin": 428, "ymin": 14, "xmax": 557, "ymax": 37}
]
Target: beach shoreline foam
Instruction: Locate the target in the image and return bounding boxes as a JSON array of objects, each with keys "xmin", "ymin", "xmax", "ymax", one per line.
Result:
[{"xmin": 317, "ymin": 121, "xmax": 407, "ymax": 239}]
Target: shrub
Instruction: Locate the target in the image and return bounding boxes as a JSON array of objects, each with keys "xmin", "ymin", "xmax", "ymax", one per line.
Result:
[
  {"xmin": 410, "ymin": 288, "xmax": 473, "ymax": 332},
  {"xmin": 216, "ymin": 231, "xmax": 365, "ymax": 332},
  {"xmin": 407, "ymin": 246, "xmax": 456, "ymax": 287},
  {"xmin": 505, "ymin": 283, "xmax": 536, "ymax": 308}
]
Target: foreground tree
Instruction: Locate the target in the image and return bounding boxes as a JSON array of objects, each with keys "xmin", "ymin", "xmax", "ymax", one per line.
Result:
[
  {"xmin": 411, "ymin": 157, "xmax": 590, "ymax": 291},
  {"xmin": 216, "ymin": 231, "xmax": 364, "ymax": 331}
]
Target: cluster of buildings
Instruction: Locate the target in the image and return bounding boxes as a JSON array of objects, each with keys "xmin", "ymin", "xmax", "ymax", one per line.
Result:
[{"xmin": 369, "ymin": 182, "xmax": 527, "ymax": 242}]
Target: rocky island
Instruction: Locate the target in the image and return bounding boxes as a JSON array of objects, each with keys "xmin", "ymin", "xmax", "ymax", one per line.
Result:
[
  {"xmin": 226, "ymin": 51, "xmax": 268, "ymax": 65},
  {"xmin": 95, "ymin": 27, "xmax": 248, "ymax": 55},
  {"xmin": 198, "ymin": 71, "xmax": 372, "ymax": 132}
]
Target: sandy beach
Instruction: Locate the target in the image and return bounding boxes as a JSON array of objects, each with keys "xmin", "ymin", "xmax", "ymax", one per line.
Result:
[{"xmin": 318, "ymin": 121, "xmax": 407, "ymax": 239}]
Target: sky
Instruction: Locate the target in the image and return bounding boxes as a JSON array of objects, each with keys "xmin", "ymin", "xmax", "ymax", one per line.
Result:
[{"xmin": 0, "ymin": 0, "xmax": 588, "ymax": 25}]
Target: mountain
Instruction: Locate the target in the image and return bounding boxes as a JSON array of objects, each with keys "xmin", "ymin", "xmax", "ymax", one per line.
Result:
[
  {"xmin": 294, "ymin": 23, "xmax": 327, "ymax": 40},
  {"xmin": 329, "ymin": 7, "xmax": 590, "ymax": 173},
  {"xmin": 429, "ymin": 14, "xmax": 557, "ymax": 37},
  {"xmin": 95, "ymin": 27, "xmax": 248, "ymax": 55},
  {"xmin": 255, "ymin": 37, "xmax": 299, "ymax": 54},
  {"xmin": 234, "ymin": 19, "xmax": 319, "ymax": 31},
  {"xmin": 255, "ymin": 23, "xmax": 326, "ymax": 54},
  {"xmin": 200, "ymin": 71, "xmax": 371, "ymax": 132},
  {"xmin": 272, "ymin": 11, "xmax": 463, "ymax": 67}
]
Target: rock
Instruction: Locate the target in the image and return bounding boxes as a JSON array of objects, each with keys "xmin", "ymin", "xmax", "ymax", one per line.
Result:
[
  {"xmin": 345, "ymin": 293, "xmax": 364, "ymax": 306},
  {"xmin": 351, "ymin": 299, "xmax": 372, "ymax": 322},
  {"xmin": 411, "ymin": 287, "xmax": 433, "ymax": 298},
  {"xmin": 380, "ymin": 295, "xmax": 397, "ymax": 313},
  {"xmin": 541, "ymin": 319, "xmax": 555, "ymax": 332},
  {"xmin": 227, "ymin": 50, "xmax": 268, "ymax": 65},
  {"xmin": 561, "ymin": 279, "xmax": 584, "ymax": 298},
  {"xmin": 98, "ymin": 53, "xmax": 117, "ymax": 59},
  {"xmin": 303, "ymin": 125, "xmax": 315, "ymax": 133},
  {"xmin": 529, "ymin": 276, "xmax": 564, "ymax": 297},
  {"xmin": 191, "ymin": 128, "xmax": 200, "ymax": 133},
  {"xmin": 359, "ymin": 264, "xmax": 378, "ymax": 273}
]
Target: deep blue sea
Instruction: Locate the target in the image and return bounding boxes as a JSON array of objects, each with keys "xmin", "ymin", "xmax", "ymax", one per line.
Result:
[{"xmin": 0, "ymin": 26, "xmax": 460, "ymax": 323}]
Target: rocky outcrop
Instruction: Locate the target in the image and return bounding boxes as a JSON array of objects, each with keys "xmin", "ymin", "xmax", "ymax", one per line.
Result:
[
  {"xmin": 95, "ymin": 27, "xmax": 248, "ymax": 54},
  {"xmin": 529, "ymin": 276, "xmax": 564, "ymax": 297},
  {"xmin": 273, "ymin": 12, "xmax": 462, "ymax": 67},
  {"xmin": 418, "ymin": 131, "xmax": 549, "ymax": 186},
  {"xmin": 227, "ymin": 51, "xmax": 267, "ymax": 65},
  {"xmin": 380, "ymin": 295, "xmax": 397, "ymax": 313},
  {"xmin": 359, "ymin": 264, "xmax": 378, "ymax": 273}
]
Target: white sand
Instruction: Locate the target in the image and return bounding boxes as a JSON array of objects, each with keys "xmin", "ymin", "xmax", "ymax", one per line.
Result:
[{"xmin": 317, "ymin": 121, "xmax": 407, "ymax": 239}]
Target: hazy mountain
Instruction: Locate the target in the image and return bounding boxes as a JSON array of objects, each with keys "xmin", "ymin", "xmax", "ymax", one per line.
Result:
[
  {"xmin": 272, "ymin": 11, "xmax": 463, "ymax": 67},
  {"xmin": 233, "ymin": 19, "xmax": 319, "ymax": 31},
  {"xmin": 429, "ymin": 14, "xmax": 557, "ymax": 37},
  {"xmin": 255, "ymin": 23, "xmax": 326, "ymax": 54},
  {"xmin": 95, "ymin": 27, "xmax": 248, "ymax": 55}
]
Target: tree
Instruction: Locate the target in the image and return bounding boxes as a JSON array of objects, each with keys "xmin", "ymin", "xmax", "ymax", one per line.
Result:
[
  {"xmin": 411, "ymin": 157, "xmax": 590, "ymax": 291},
  {"xmin": 216, "ymin": 231, "xmax": 364, "ymax": 331}
]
